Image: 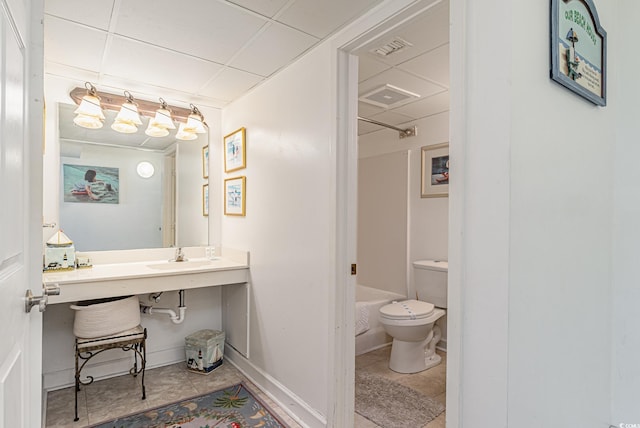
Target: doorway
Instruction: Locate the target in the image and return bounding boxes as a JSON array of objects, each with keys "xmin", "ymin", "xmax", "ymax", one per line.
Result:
[{"xmin": 336, "ymin": 0, "xmax": 455, "ymax": 426}]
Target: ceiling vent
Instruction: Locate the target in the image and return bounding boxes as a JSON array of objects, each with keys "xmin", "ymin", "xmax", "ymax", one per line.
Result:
[
  {"xmin": 359, "ymin": 84, "xmax": 420, "ymax": 108},
  {"xmin": 371, "ymin": 37, "xmax": 413, "ymax": 57}
]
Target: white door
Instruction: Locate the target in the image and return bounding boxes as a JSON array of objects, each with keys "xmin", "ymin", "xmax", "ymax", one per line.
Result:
[{"xmin": 0, "ymin": 0, "xmax": 44, "ymax": 426}]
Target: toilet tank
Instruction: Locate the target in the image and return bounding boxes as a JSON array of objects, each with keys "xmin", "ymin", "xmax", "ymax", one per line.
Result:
[{"xmin": 413, "ymin": 260, "xmax": 448, "ymax": 308}]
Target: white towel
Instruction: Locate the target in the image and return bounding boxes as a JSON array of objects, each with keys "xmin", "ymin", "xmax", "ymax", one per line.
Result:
[{"xmin": 355, "ymin": 302, "xmax": 370, "ymax": 336}]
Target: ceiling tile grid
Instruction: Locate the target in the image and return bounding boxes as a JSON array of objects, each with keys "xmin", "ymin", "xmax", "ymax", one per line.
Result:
[{"xmin": 44, "ymin": 0, "xmax": 450, "ymax": 136}]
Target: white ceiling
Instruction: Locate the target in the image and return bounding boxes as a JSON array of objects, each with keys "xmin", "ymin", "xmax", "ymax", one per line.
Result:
[{"xmin": 45, "ymin": 0, "xmax": 449, "ymax": 140}]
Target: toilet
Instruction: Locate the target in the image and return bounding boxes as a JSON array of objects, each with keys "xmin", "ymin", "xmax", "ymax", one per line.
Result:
[{"xmin": 379, "ymin": 260, "xmax": 447, "ymax": 374}]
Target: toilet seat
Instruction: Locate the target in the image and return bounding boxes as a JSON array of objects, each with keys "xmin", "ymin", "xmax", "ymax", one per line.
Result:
[{"xmin": 379, "ymin": 299, "xmax": 435, "ymax": 320}]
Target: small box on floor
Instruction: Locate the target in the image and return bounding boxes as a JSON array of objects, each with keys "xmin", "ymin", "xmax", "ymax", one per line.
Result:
[{"xmin": 185, "ymin": 329, "xmax": 225, "ymax": 374}]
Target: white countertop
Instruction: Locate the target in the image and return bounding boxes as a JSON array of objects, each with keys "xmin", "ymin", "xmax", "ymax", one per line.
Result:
[{"xmin": 43, "ymin": 247, "xmax": 250, "ymax": 304}]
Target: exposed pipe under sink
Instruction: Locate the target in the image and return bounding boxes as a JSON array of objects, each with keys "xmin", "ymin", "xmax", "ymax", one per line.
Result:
[{"xmin": 140, "ymin": 289, "xmax": 186, "ymax": 324}]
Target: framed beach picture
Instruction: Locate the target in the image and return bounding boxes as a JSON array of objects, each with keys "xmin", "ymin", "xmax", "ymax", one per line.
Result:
[
  {"xmin": 202, "ymin": 184, "xmax": 209, "ymax": 216},
  {"xmin": 421, "ymin": 143, "xmax": 449, "ymax": 198},
  {"xmin": 202, "ymin": 145, "xmax": 209, "ymax": 179},
  {"xmin": 224, "ymin": 127, "xmax": 246, "ymax": 172},
  {"xmin": 224, "ymin": 176, "xmax": 246, "ymax": 216},
  {"xmin": 63, "ymin": 164, "xmax": 119, "ymax": 204},
  {"xmin": 550, "ymin": 0, "xmax": 607, "ymax": 106}
]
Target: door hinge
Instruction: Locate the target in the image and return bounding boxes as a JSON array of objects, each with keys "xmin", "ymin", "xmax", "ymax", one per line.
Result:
[{"xmin": 351, "ymin": 264, "xmax": 357, "ymax": 275}]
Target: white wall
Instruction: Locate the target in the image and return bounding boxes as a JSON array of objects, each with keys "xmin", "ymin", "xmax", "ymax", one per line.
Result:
[
  {"xmin": 357, "ymin": 151, "xmax": 408, "ymax": 296},
  {"xmin": 59, "ymin": 144, "xmax": 164, "ymax": 251},
  {"xmin": 612, "ymin": 0, "xmax": 640, "ymax": 424},
  {"xmin": 450, "ymin": 1, "xmax": 616, "ymax": 427},
  {"xmin": 220, "ymin": 42, "xmax": 336, "ymax": 426}
]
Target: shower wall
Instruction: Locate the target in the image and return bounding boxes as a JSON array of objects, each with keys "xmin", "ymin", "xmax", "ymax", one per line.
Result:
[{"xmin": 357, "ymin": 151, "xmax": 409, "ymax": 297}]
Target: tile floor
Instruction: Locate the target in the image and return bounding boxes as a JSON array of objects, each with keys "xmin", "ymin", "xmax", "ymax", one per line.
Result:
[
  {"xmin": 355, "ymin": 346, "xmax": 446, "ymax": 428},
  {"xmin": 44, "ymin": 361, "xmax": 302, "ymax": 427},
  {"xmin": 45, "ymin": 347, "xmax": 446, "ymax": 427}
]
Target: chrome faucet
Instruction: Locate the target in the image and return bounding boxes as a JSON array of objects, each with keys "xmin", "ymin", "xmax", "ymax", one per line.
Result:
[{"xmin": 173, "ymin": 247, "xmax": 187, "ymax": 262}]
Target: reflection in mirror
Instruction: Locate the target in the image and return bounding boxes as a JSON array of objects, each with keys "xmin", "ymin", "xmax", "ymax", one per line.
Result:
[{"xmin": 57, "ymin": 103, "xmax": 208, "ymax": 251}]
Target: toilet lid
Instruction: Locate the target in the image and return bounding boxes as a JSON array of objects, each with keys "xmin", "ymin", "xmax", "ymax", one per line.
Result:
[{"xmin": 379, "ymin": 299, "xmax": 435, "ymax": 320}]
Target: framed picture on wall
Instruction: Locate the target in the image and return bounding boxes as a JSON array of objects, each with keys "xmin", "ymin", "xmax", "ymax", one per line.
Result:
[
  {"xmin": 224, "ymin": 127, "xmax": 246, "ymax": 172},
  {"xmin": 63, "ymin": 164, "xmax": 119, "ymax": 204},
  {"xmin": 202, "ymin": 184, "xmax": 209, "ymax": 216},
  {"xmin": 224, "ymin": 176, "xmax": 246, "ymax": 216},
  {"xmin": 202, "ymin": 145, "xmax": 209, "ymax": 179},
  {"xmin": 421, "ymin": 143, "xmax": 449, "ymax": 198}
]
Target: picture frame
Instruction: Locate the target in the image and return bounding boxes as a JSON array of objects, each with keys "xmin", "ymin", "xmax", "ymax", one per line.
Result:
[
  {"xmin": 202, "ymin": 145, "xmax": 209, "ymax": 179},
  {"xmin": 224, "ymin": 176, "xmax": 246, "ymax": 216},
  {"xmin": 421, "ymin": 143, "xmax": 449, "ymax": 198},
  {"xmin": 202, "ymin": 184, "xmax": 209, "ymax": 216},
  {"xmin": 63, "ymin": 164, "xmax": 120, "ymax": 204},
  {"xmin": 550, "ymin": 0, "xmax": 607, "ymax": 106},
  {"xmin": 224, "ymin": 127, "xmax": 246, "ymax": 172}
]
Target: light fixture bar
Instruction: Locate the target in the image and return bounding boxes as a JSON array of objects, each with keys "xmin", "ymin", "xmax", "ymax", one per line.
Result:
[{"xmin": 69, "ymin": 87, "xmax": 196, "ymax": 124}]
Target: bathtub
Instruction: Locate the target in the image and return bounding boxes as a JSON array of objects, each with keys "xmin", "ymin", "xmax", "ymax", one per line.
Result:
[{"xmin": 355, "ymin": 285, "xmax": 405, "ymax": 356}]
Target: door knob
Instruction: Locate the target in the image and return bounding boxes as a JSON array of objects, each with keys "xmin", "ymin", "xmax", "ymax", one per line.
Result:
[{"xmin": 25, "ymin": 283, "xmax": 60, "ymax": 313}]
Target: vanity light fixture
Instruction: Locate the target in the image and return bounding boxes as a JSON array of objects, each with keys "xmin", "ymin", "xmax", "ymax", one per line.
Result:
[
  {"xmin": 175, "ymin": 122, "xmax": 198, "ymax": 141},
  {"xmin": 73, "ymin": 82, "xmax": 105, "ymax": 129},
  {"xmin": 145, "ymin": 98, "xmax": 176, "ymax": 137},
  {"xmin": 69, "ymin": 83, "xmax": 207, "ymax": 139},
  {"xmin": 176, "ymin": 104, "xmax": 207, "ymax": 141},
  {"xmin": 111, "ymin": 91, "xmax": 143, "ymax": 134}
]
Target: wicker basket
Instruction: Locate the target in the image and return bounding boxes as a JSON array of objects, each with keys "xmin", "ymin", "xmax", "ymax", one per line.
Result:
[{"xmin": 70, "ymin": 295, "xmax": 141, "ymax": 338}]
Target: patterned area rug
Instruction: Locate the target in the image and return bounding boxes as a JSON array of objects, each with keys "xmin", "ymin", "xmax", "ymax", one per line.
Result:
[
  {"xmin": 90, "ymin": 383, "xmax": 289, "ymax": 428},
  {"xmin": 355, "ymin": 371, "xmax": 444, "ymax": 428}
]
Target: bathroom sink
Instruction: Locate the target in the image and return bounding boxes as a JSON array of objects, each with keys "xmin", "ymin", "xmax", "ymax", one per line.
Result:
[{"xmin": 146, "ymin": 259, "xmax": 217, "ymax": 270}]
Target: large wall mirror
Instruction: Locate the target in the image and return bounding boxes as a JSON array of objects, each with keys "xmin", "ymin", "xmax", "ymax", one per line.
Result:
[{"xmin": 57, "ymin": 103, "xmax": 208, "ymax": 251}]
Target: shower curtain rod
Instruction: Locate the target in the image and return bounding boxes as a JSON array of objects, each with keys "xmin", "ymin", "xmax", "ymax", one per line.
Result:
[{"xmin": 357, "ymin": 116, "xmax": 417, "ymax": 139}]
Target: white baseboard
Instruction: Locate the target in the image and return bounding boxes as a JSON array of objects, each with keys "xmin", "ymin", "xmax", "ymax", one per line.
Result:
[{"xmin": 225, "ymin": 345, "xmax": 326, "ymax": 428}]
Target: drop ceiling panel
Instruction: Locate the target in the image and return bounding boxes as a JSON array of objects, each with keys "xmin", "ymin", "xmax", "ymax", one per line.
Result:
[
  {"xmin": 44, "ymin": 62, "xmax": 100, "ymax": 86},
  {"xmin": 45, "ymin": 0, "xmax": 115, "ymax": 30},
  {"xmin": 358, "ymin": 55, "xmax": 392, "ymax": 83},
  {"xmin": 276, "ymin": 0, "xmax": 381, "ymax": 38},
  {"xmin": 227, "ymin": 0, "xmax": 291, "ymax": 18},
  {"xmin": 399, "ymin": 43, "xmax": 449, "ymax": 87},
  {"xmin": 359, "ymin": 0, "xmax": 449, "ymax": 66},
  {"xmin": 392, "ymin": 90, "xmax": 449, "ymax": 119},
  {"xmin": 103, "ymin": 36, "xmax": 223, "ymax": 94},
  {"xmin": 230, "ymin": 22, "xmax": 319, "ymax": 77},
  {"xmin": 114, "ymin": 0, "xmax": 268, "ymax": 65},
  {"xmin": 358, "ymin": 101, "xmax": 385, "ymax": 118},
  {"xmin": 359, "ymin": 68, "xmax": 445, "ymax": 103},
  {"xmin": 368, "ymin": 110, "xmax": 415, "ymax": 127},
  {"xmin": 201, "ymin": 68, "xmax": 263, "ymax": 102},
  {"xmin": 44, "ymin": 17, "xmax": 108, "ymax": 72}
]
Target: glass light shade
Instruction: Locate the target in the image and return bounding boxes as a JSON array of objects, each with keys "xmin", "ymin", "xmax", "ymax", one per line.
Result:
[
  {"xmin": 152, "ymin": 108, "xmax": 176, "ymax": 130},
  {"xmin": 111, "ymin": 119, "xmax": 138, "ymax": 133},
  {"xmin": 136, "ymin": 161, "xmax": 155, "ymax": 178},
  {"xmin": 74, "ymin": 95, "xmax": 105, "ymax": 120},
  {"xmin": 176, "ymin": 122, "xmax": 197, "ymax": 141},
  {"xmin": 145, "ymin": 122, "xmax": 170, "ymax": 137},
  {"xmin": 186, "ymin": 113, "xmax": 207, "ymax": 134},
  {"xmin": 73, "ymin": 114, "xmax": 104, "ymax": 129},
  {"xmin": 114, "ymin": 101, "xmax": 143, "ymax": 125}
]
